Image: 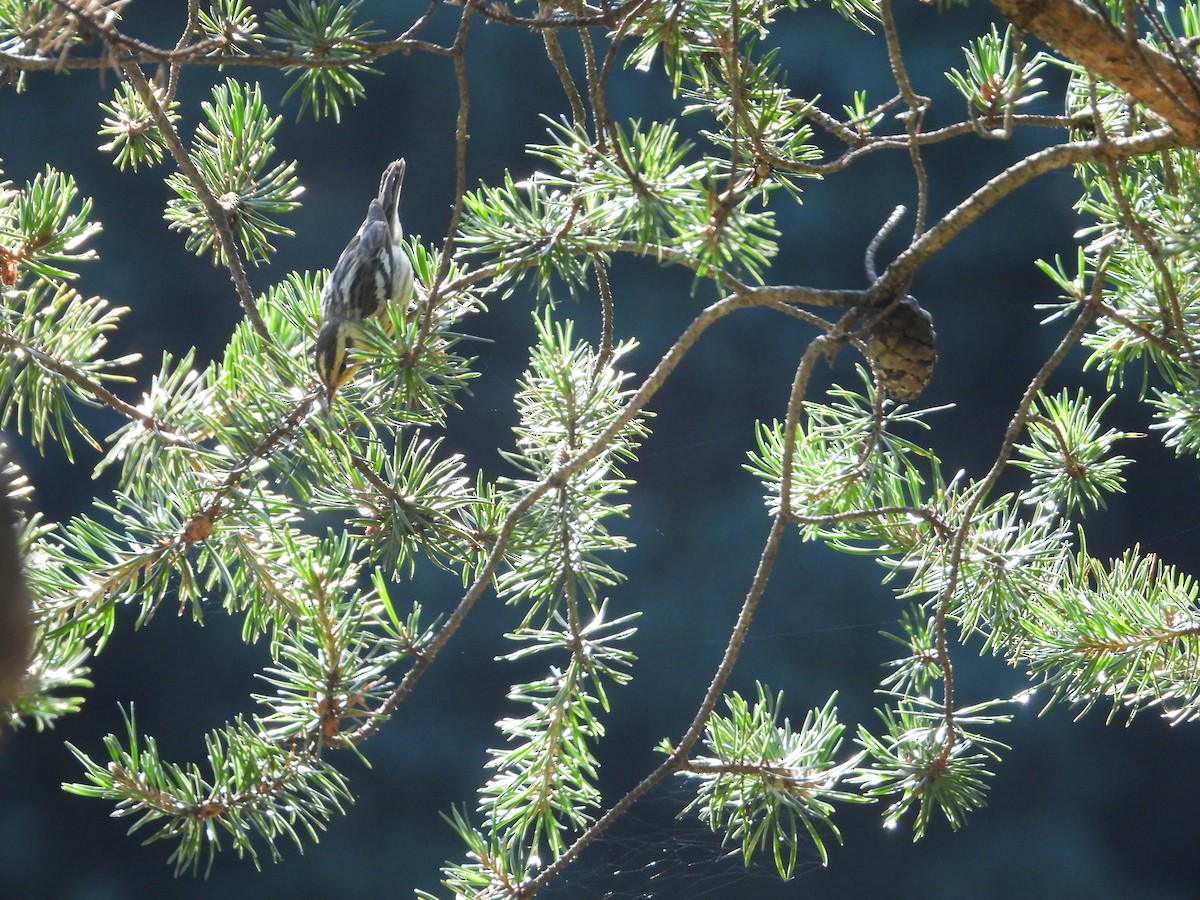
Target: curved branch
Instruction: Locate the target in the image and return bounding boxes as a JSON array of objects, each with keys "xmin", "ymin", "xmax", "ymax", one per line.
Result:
[
  {"xmin": 340, "ymin": 289, "xmax": 765, "ymax": 747},
  {"xmin": 0, "ymin": 37, "xmax": 452, "ymax": 72},
  {"xmin": 772, "ymin": 114, "xmax": 1088, "ymax": 177},
  {"xmin": 876, "ymin": 128, "xmax": 1179, "ymax": 295},
  {"xmin": 928, "ymin": 252, "xmax": 1110, "ymax": 749},
  {"xmin": 520, "ymin": 314, "xmax": 860, "ymax": 896},
  {"xmin": 34, "ymin": 0, "xmax": 450, "ymax": 69}
]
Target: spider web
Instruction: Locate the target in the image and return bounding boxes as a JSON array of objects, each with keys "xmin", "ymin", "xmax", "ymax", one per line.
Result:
[{"xmin": 541, "ymin": 782, "xmax": 827, "ymax": 900}]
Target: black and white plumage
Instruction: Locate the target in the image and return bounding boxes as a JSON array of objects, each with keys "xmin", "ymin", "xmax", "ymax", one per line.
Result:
[{"xmin": 314, "ymin": 159, "xmax": 415, "ymax": 400}]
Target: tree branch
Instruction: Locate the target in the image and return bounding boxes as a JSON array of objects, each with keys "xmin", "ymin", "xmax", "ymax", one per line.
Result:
[
  {"xmin": 877, "ymin": 128, "xmax": 1179, "ymax": 295},
  {"xmin": 0, "ymin": 332, "xmax": 195, "ymax": 447},
  {"xmin": 119, "ymin": 61, "xmax": 269, "ymax": 339},
  {"xmin": 992, "ymin": 0, "xmax": 1200, "ymax": 144}
]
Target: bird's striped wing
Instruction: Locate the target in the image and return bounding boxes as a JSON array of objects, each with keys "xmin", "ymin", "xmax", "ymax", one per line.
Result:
[{"xmin": 321, "ymin": 202, "xmax": 394, "ymax": 322}]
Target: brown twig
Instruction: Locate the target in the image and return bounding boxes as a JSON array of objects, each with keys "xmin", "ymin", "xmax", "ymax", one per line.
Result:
[
  {"xmin": 165, "ymin": 0, "xmax": 200, "ymax": 105},
  {"xmin": 768, "ymin": 113, "xmax": 1090, "ymax": 178},
  {"xmin": 414, "ymin": 2, "xmax": 474, "ymax": 356},
  {"xmin": 929, "ymin": 250, "xmax": 1112, "ymax": 757},
  {"xmin": 0, "ymin": 332, "xmax": 195, "ymax": 446},
  {"xmin": 592, "ymin": 264, "xmax": 615, "ymax": 376},
  {"xmin": 865, "ymin": 205, "xmax": 908, "ymax": 282},
  {"xmin": 1095, "ymin": 136, "xmax": 1192, "ymax": 354},
  {"xmin": 541, "ymin": 7, "xmax": 587, "ymax": 129},
  {"xmin": 120, "ymin": 61, "xmax": 269, "ymax": 339},
  {"xmin": 877, "ymin": 128, "xmax": 1179, "ymax": 296},
  {"xmin": 520, "ymin": 313, "xmax": 859, "ymax": 896},
  {"xmin": 467, "ymin": 0, "xmax": 646, "ymax": 30},
  {"xmin": 341, "ymin": 290, "xmax": 769, "ymax": 748},
  {"xmin": 880, "ymin": 0, "xmax": 929, "ymax": 240}
]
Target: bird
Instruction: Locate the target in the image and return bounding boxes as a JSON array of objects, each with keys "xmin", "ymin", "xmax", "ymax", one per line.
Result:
[{"xmin": 313, "ymin": 159, "xmax": 415, "ymax": 402}]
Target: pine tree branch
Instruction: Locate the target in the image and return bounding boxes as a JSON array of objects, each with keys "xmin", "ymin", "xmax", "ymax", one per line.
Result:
[
  {"xmin": 783, "ymin": 504, "xmax": 951, "ymax": 533},
  {"xmin": 466, "ymin": 0, "xmax": 649, "ymax": 30},
  {"xmin": 992, "ymin": 0, "xmax": 1200, "ymax": 144},
  {"xmin": 415, "ymin": 2, "xmax": 475, "ymax": 353},
  {"xmin": 47, "ymin": 0, "xmax": 223, "ymax": 61},
  {"xmin": 119, "ymin": 61, "xmax": 269, "ymax": 340},
  {"xmin": 880, "ymin": 0, "xmax": 929, "ymax": 240},
  {"xmin": 0, "ymin": 332, "xmax": 195, "ymax": 446},
  {"xmin": 765, "ymin": 114, "xmax": 1089, "ymax": 177},
  {"xmin": 25, "ymin": 0, "xmax": 449, "ymax": 70},
  {"xmin": 340, "ymin": 290, "xmax": 765, "ymax": 747},
  {"xmin": 164, "ymin": 0, "xmax": 201, "ymax": 105},
  {"xmin": 877, "ymin": 128, "xmax": 1179, "ymax": 296},
  {"xmin": 929, "ymin": 251, "xmax": 1112, "ymax": 754},
  {"xmin": 542, "ymin": 21, "xmax": 586, "ymax": 130},
  {"xmin": 521, "ymin": 313, "xmax": 863, "ymax": 896},
  {"xmin": 0, "ymin": 38, "xmax": 451, "ymax": 71}
]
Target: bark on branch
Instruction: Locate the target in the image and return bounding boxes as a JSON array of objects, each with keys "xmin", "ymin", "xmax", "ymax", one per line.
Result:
[{"xmin": 992, "ymin": 0, "xmax": 1200, "ymax": 144}]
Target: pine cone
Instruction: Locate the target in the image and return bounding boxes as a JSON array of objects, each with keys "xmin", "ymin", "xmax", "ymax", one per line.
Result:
[{"xmin": 865, "ymin": 296, "xmax": 936, "ymax": 402}]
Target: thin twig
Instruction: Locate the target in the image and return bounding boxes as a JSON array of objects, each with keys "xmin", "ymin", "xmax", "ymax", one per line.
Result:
[
  {"xmin": 540, "ymin": 4, "xmax": 587, "ymax": 129},
  {"xmin": 766, "ymin": 300, "xmax": 838, "ymax": 334},
  {"xmin": 1002, "ymin": 30, "xmax": 1025, "ymax": 138},
  {"xmin": 165, "ymin": 0, "xmax": 200, "ymax": 105},
  {"xmin": 1094, "ymin": 299, "xmax": 1192, "ymax": 362},
  {"xmin": 1026, "ymin": 414, "xmax": 1085, "ymax": 478},
  {"xmin": 47, "ymin": 0, "xmax": 217, "ymax": 61},
  {"xmin": 594, "ymin": 2, "xmax": 655, "ymax": 151},
  {"xmin": 574, "ymin": 4, "xmax": 602, "ymax": 139},
  {"xmin": 341, "ymin": 290, "xmax": 767, "ymax": 747},
  {"xmin": 930, "ymin": 250, "xmax": 1111, "ymax": 754},
  {"xmin": 1090, "ymin": 84, "xmax": 1191, "ymax": 356},
  {"xmin": 767, "ymin": 113, "xmax": 1089, "ymax": 178},
  {"xmin": 467, "ymin": 0, "xmax": 646, "ymax": 29},
  {"xmin": 206, "ymin": 394, "xmax": 317, "ymax": 498},
  {"xmin": 727, "ymin": 0, "xmax": 744, "ymax": 183},
  {"xmin": 38, "ymin": 0, "xmax": 445, "ymax": 67},
  {"xmin": 877, "ymin": 128, "xmax": 1179, "ymax": 296},
  {"xmin": 120, "ymin": 61, "xmax": 269, "ymax": 339},
  {"xmin": 785, "ymin": 504, "xmax": 952, "ymax": 534},
  {"xmin": 415, "ymin": 2, "xmax": 474, "ymax": 357},
  {"xmin": 865, "ymin": 205, "xmax": 907, "ymax": 282},
  {"xmin": 398, "ymin": 0, "xmax": 443, "ymax": 44},
  {"xmin": 0, "ymin": 332, "xmax": 195, "ymax": 446},
  {"xmin": 880, "ymin": 0, "xmax": 929, "ymax": 239},
  {"xmin": 592, "ymin": 264, "xmax": 615, "ymax": 376},
  {"xmin": 0, "ymin": 37, "xmax": 451, "ymax": 72},
  {"xmin": 521, "ymin": 315, "xmax": 858, "ymax": 896}
]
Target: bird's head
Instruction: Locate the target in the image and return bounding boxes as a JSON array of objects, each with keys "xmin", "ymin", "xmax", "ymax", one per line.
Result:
[{"xmin": 314, "ymin": 317, "xmax": 357, "ymax": 402}]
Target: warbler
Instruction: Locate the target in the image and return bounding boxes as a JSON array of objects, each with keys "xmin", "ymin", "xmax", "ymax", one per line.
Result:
[{"xmin": 314, "ymin": 159, "xmax": 415, "ymax": 401}]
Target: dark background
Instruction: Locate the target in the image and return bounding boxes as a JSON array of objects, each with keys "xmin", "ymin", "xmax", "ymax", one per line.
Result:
[{"xmin": 2, "ymin": 2, "xmax": 1199, "ymax": 898}]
